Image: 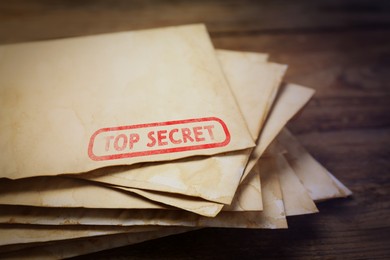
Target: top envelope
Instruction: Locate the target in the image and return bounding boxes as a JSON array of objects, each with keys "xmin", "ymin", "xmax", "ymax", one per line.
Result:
[{"xmin": 0, "ymin": 24, "xmax": 254, "ymax": 179}]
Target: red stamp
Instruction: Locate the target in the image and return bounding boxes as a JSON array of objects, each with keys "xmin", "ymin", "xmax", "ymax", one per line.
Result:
[{"xmin": 88, "ymin": 117, "xmax": 231, "ymax": 161}]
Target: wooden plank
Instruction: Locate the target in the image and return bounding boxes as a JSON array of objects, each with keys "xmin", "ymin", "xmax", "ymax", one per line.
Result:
[{"xmin": 0, "ymin": 0, "xmax": 390, "ymax": 43}]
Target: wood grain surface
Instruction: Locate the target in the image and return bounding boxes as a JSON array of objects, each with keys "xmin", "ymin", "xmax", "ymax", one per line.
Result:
[{"xmin": 0, "ymin": 1, "xmax": 389, "ymax": 259}]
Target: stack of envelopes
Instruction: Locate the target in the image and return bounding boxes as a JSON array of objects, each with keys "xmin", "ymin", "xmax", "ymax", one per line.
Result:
[{"xmin": 0, "ymin": 24, "xmax": 352, "ymax": 258}]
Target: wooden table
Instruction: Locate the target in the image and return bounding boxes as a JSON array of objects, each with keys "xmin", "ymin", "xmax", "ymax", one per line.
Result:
[{"xmin": 1, "ymin": 1, "xmax": 389, "ymax": 259}]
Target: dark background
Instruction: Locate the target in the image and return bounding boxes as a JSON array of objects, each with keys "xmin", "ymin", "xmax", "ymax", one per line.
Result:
[{"xmin": 0, "ymin": 1, "xmax": 389, "ymax": 259}]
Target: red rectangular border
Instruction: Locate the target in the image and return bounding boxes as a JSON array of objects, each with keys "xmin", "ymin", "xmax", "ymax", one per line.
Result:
[{"xmin": 88, "ymin": 117, "xmax": 231, "ymax": 161}]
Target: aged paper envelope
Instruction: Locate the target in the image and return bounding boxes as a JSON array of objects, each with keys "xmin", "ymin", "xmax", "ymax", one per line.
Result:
[
  {"xmin": 0, "ymin": 50, "xmax": 287, "ymax": 215},
  {"xmin": 0, "ymin": 177, "xmax": 166, "ymax": 209},
  {"xmin": 0, "ymin": 80, "xmax": 314, "ymax": 217},
  {"xmin": 195, "ymin": 157, "xmax": 287, "ymax": 229},
  {"xmin": 0, "ymin": 175, "xmax": 228, "ymax": 217},
  {"xmin": 5, "ymin": 149, "xmax": 323, "ymax": 259},
  {"xmin": 223, "ymin": 169, "xmax": 262, "ymax": 211},
  {"xmin": 273, "ymin": 154, "xmax": 318, "ymax": 216},
  {"xmin": 241, "ymin": 83, "xmax": 316, "ymax": 181},
  {"xmin": 327, "ymin": 172, "xmax": 353, "ymax": 197},
  {"xmin": 0, "ymin": 81, "xmax": 311, "ymax": 218},
  {"xmin": 0, "ymin": 156, "xmax": 287, "ymax": 229},
  {"xmin": 217, "ymin": 49, "xmax": 278, "ymax": 140},
  {"xmin": 0, "ymin": 225, "xmax": 161, "ymax": 246},
  {"xmin": 71, "ymin": 51, "xmax": 287, "ymax": 205},
  {"xmin": 0, "ymin": 24, "xmax": 254, "ymax": 180},
  {"xmin": 0, "ymin": 228, "xmax": 196, "ymax": 259},
  {"xmin": 277, "ymin": 128, "xmax": 352, "ymax": 201}
]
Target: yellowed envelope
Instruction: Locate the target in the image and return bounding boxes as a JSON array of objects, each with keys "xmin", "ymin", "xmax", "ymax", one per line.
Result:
[
  {"xmin": 223, "ymin": 168, "xmax": 262, "ymax": 211},
  {"xmin": 0, "ymin": 156, "xmax": 286, "ymax": 229},
  {"xmin": 0, "ymin": 50, "xmax": 286, "ymax": 217},
  {"xmin": 241, "ymin": 83, "xmax": 315, "ymax": 181},
  {"xmin": 195, "ymin": 158, "xmax": 287, "ymax": 229},
  {"xmin": 4, "ymin": 158, "xmax": 322, "ymax": 258},
  {"xmin": 72, "ymin": 51, "xmax": 286, "ymax": 206},
  {"xmin": 273, "ymin": 154, "xmax": 318, "ymax": 216},
  {"xmin": 0, "ymin": 148, "xmax": 289, "ymax": 250},
  {"xmin": 0, "ymin": 177, "xmax": 165, "ymax": 209},
  {"xmin": 0, "ymin": 81, "xmax": 312, "ymax": 218},
  {"xmin": 0, "ymin": 225, "xmax": 161, "ymax": 246},
  {"xmin": 0, "ymin": 81, "xmax": 313, "ymax": 217},
  {"xmin": 0, "ymin": 24, "xmax": 254, "ymax": 180},
  {"xmin": 277, "ymin": 128, "xmax": 352, "ymax": 201},
  {"xmin": 3, "ymin": 145, "xmax": 323, "ymax": 225},
  {"xmin": 223, "ymin": 84, "xmax": 315, "ymax": 213},
  {"xmin": 0, "ymin": 158, "xmax": 287, "ymax": 252},
  {"xmin": 327, "ymin": 172, "xmax": 353, "ymax": 197},
  {"xmin": 217, "ymin": 49, "xmax": 277, "ymax": 140},
  {"xmin": 0, "ymin": 228, "xmax": 196, "ymax": 259},
  {"xmin": 262, "ymin": 139, "xmax": 286, "ymax": 157}
]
